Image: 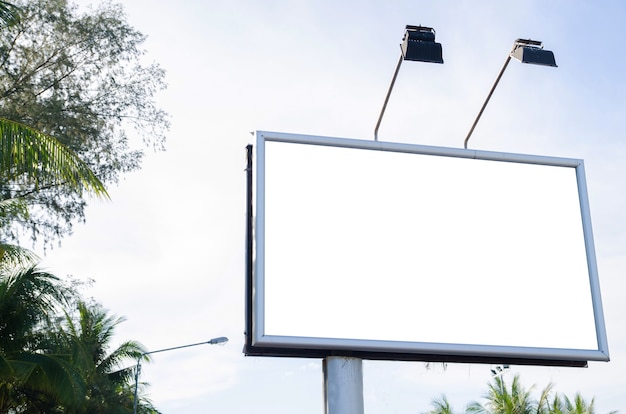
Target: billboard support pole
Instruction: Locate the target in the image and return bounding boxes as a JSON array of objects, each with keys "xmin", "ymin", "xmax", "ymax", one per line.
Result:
[{"xmin": 323, "ymin": 356, "xmax": 364, "ymax": 414}]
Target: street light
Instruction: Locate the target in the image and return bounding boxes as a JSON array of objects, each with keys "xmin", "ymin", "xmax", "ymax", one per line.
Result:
[
  {"xmin": 133, "ymin": 336, "xmax": 228, "ymax": 414},
  {"xmin": 463, "ymin": 38, "xmax": 557, "ymax": 149},
  {"xmin": 374, "ymin": 25, "xmax": 444, "ymax": 141}
]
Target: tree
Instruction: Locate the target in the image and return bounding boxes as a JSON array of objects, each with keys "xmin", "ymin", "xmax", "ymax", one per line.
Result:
[
  {"xmin": 0, "ymin": 0, "xmax": 111, "ymax": 259},
  {"xmin": 0, "ymin": 0, "xmax": 169, "ymax": 246},
  {"xmin": 1, "ymin": 119, "xmax": 110, "ymax": 249},
  {"xmin": 0, "ymin": 265, "xmax": 86, "ymax": 412},
  {"xmin": 56, "ymin": 301, "xmax": 160, "ymax": 413},
  {"xmin": 424, "ymin": 396, "xmax": 458, "ymax": 414},
  {"xmin": 466, "ymin": 374, "xmax": 543, "ymax": 414},
  {"xmin": 548, "ymin": 393, "xmax": 618, "ymax": 414},
  {"xmin": 423, "ymin": 374, "xmax": 617, "ymax": 414},
  {"xmin": 0, "ymin": 266, "xmax": 161, "ymax": 412}
]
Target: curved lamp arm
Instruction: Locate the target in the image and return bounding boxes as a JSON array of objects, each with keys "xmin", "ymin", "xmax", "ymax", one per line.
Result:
[
  {"xmin": 464, "ymin": 55, "xmax": 512, "ymax": 149},
  {"xmin": 133, "ymin": 336, "xmax": 228, "ymax": 414},
  {"xmin": 463, "ymin": 38, "xmax": 556, "ymax": 149}
]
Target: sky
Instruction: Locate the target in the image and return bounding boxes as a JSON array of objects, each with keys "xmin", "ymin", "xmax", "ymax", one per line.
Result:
[{"xmin": 36, "ymin": 0, "xmax": 626, "ymax": 412}]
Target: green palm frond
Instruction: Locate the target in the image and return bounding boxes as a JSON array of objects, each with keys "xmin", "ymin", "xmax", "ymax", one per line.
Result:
[
  {"xmin": 0, "ymin": 241, "xmax": 39, "ymax": 269},
  {"xmin": 10, "ymin": 352, "xmax": 86, "ymax": 408},
  {"xmin": 536, "ymin": 382, "xmax": 554, "ymax": 414},
  {"xmin": 0, "ymin": 265, "xmax": 86, "ymax": 410},
  {"xmin": 0, "ymin": 1, "xmax": 20, "ymax": 27},
  {"xmin": 424, "ymin": 395, "xmax": 457, "ymax": 414},
  {"xmin": 0, "ymin": 118, "xmax": 109, "ymax": 198},
  {"xmin": 0, "ymin": 266, "xmax": 67, "ymax": 352}
]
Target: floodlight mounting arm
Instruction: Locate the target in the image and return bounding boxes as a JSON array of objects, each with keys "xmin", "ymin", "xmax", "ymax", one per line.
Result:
[
  {"xmin": 463, "ymin": 38, "xmax": 556, "ymax": 149},
  {"xmin": 374, "ymin": 53, "xmax": 404, "ymax": 141},
  {"xmin": 463, "ymin": 53, "xmax": 512, "ymax": 149},
  {"xmin": 133, "ymin": 337, "xmax": 228, "ymax": 414},
  {"xmin": 374, "ymin": 25, "xmax": 443, "ymax": 141}
]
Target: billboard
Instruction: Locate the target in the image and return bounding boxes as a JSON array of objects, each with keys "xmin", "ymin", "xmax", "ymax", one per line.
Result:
[{"xmin": 244, "ymin": 131, "xmax": 609, "ymax": 366}]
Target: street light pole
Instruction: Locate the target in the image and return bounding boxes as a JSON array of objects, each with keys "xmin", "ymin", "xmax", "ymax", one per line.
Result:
[{"xmin": 133, "ymin": 336, "xmax": 228, "ymax": 414}]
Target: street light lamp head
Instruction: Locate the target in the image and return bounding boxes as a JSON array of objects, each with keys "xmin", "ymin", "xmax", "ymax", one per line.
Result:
[
  {"xmin": 208, "ymin": 336, "xmax": 229, "ymax": 345},
  {"xmin": 510, "ymin": 38, "xmax": 557, "ymax": 67},
  {"xmin": 401, "ymin": 25, "xmax": 444, "ymax": 63}
]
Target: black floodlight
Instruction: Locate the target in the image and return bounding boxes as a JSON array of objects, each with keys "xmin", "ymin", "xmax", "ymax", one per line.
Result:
[
  {"xmin": 511, "ymin": 38, "xmax": 557, "ymax": 67},
  {"xmin": 401, "ymin": 25, "xmax": 444, "ymax": 63},
  {"xmin": 464, "ymin": 38, "xmax": 557, "ymax": 148},
  {"xmin": 374, "ymin": 25, "xmax": 444, "ymax": 140}
]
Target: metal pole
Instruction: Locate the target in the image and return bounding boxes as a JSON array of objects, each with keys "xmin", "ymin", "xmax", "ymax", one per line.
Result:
[
  {"xmin": 133, "ymin": 357, "xmax": 141, "ymax": 414},
  {"xmin": 323, "ymin": 356, "xmax": 364, "ymax": 414},
  {"xmin": 245, "ymin": 144, "xmax": 254, "ymax": 351},
  {"xmin": 374, "ymin": 54, "xmax": 404, "ymax": 141},
  {"xmin": 463, "ymin": 55, "xmax": 512, "ymax": 149},
  {"xmin": 133, "ymin": 337, "xmax": 228, "ymax": 414}
]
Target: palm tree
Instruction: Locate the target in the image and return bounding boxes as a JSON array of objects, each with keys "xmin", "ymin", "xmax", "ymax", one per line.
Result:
[
  {"xmin": 562, "ymin": 394, "xmax": 595, "ymax": 414},
  {"xmin": 0, "ymin": 265, "xmax": 86, "ymax": 412},
  {"xmin": 0, "ymin": 269, "xmax": 159, "ymax": 413},
  {"xmin": 553, "ymin": 393, "xmax": 617, "ymax": 414},
  {"xmin": 466, "ymin": 374, "xmax": 545, "ymax": 414},
  {"xmin": 423, "ymin": 374, "xmax": 617, "ymax": 414},
  {"xmin": 423, "ymin": 395, "xmax": 458, "ymax": 414},
  {"xmin": 57, "ymin": 301, "xmax": 160, "ymax": 413}
]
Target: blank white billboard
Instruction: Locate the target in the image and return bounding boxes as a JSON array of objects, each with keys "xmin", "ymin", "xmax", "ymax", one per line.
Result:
[{"xmin": 249, "ymin": 131, "xmax": 609, "ymax": 365}]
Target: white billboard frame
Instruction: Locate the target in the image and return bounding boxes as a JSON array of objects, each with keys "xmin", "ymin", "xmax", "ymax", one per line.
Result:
[{"xmin": 247, "ymin": 130, "xmax": 609, "ymax": 365}]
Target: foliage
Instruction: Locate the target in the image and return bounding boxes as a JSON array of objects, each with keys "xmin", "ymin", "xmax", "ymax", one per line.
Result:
[
  {"xmin": 423, "ymin": 373, "xmax": 618, "ymax": 414},
  {"xmin": 0, "ymin": 118, "xmax": 110, "ymax": 245},
  {"xmin": 0, "ymin": 0, "xmax": 168, "ymax": 245},
  {"xmin": 0, "ymin": 237, "xmax": 38, "ymax": 269},
  {"xmin": 56, "ymin": 301, "xmax": 152, "ymax": 413},
  {"xmin": 0, "ymin": 1, "xmax": 20, "ymax": 28},
  {"xmin": 0, "ymin": 118, "xmax": 108, "ymax": 195},
  {"xmin": 424, "ymin": 396, "xmax": 457, "ymax": 414},
  {"xmin": 0, "ymin": 1, "xmax": 165, "ymax": 410},
  {"xmin": 0, "ymin": 265, "xmax": 86, "ymax": 412},
  {"xmin": 0, "ymin": 264, "xmax": 160, "ymax": 412}
]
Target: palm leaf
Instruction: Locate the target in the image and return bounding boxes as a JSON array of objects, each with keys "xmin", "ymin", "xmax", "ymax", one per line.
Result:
[
  {"xmin": 0, "ymin": 1, "xmax": 19, "ymax": 27},
  {"xmin": 11, "ymin": 352, "xmax": 86, "ymax": 408},
  {"xmin": 424, "ymin": 395, "xmax": 457, "ymax": 414},
  {"xmin": 0, "ymin": 241, "xmax": 39, "ymax": 269},
  {"xmin": 0, "ymin": 118, "xmax": 109, "ymax": 198}
]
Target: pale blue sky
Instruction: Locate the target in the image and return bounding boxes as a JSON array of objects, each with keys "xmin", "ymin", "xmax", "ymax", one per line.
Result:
[{"xmin": 40, "ymin": 0, "xmax": 626, "ymax": 412}]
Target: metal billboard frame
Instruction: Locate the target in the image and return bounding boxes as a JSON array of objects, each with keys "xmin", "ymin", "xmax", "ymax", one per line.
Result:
[{"xmin": 244, "ymin": 131, "xmax": 609, "ymax": 367}]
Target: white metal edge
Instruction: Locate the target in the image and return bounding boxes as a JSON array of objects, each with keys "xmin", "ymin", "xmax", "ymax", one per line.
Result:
[
  {"xmin": 252, "ymin": 132, "xmax": 266, "ymax": 345},
  {"xmin": 254, "ymin": 335, "xmax": 609, "ymax": 362},
  {"xmin": 256, "ymin": 130, "xmax": 582, "ymax": 167},
  {"xmin": 576, "ymin": 161, "xmax": 610, "ymax": 360}
]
